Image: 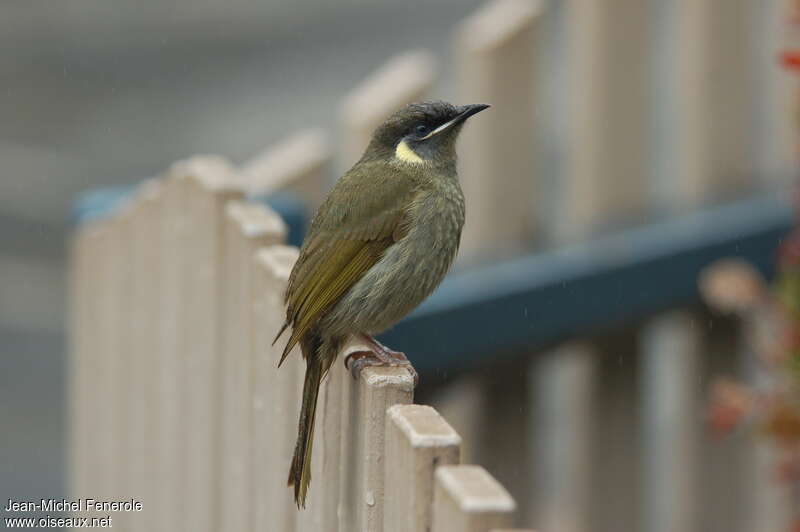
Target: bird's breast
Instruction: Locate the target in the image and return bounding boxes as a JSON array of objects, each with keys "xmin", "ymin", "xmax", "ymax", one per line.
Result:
[
  {"xmin": 322, "ymin": 182, "xmax": 465, "ymax": 335},
  {"xmin": 404, "ymin": 182, "xmax": 465, "ymax": 257}
]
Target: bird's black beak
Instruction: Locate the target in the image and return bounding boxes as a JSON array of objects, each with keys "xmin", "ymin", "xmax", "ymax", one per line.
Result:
[
  {"xmin": 419, "ymin": 103, "xmax": 490, "ymax": 140},
  {"xmin": 456, "ymin": 103, "xmax": 491, "ymax": 122}
]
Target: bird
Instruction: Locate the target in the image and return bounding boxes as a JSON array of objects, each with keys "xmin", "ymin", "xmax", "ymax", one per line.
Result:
[{"xmin": 274, "ymin": 100, "xmax": 489, "ymax": 508}]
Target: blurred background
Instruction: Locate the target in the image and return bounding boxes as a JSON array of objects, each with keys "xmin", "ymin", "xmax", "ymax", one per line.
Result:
[{"xmin": 3, "ymin": 0, "xmax": 800, "ymax": 530}]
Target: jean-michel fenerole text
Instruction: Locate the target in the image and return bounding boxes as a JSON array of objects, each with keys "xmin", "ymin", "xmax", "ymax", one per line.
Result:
[{"xmin": 4, "ymin": 498, "xmax": 143, "ymax": 513}]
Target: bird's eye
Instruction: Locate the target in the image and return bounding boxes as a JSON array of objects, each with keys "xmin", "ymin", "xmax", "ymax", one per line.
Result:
[{"xmin": 415, "ymin": 124, "xmax": 430, "ymax": 137}]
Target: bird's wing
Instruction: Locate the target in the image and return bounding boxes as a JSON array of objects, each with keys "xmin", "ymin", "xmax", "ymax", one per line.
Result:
[{"xmin": 276, "ymin": 161, "xmax": 415, "ymax": 364}]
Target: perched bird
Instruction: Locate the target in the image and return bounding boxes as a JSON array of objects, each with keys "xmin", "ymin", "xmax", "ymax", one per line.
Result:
[{"xmin": 274, "ymin": 100, "xmax": 489, "ymax": 508}]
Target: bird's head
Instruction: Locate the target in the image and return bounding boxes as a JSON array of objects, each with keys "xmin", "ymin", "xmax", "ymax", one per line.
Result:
[{"xmin": 365, "ymin": 101, "xmax": 490, "ymax": 167}]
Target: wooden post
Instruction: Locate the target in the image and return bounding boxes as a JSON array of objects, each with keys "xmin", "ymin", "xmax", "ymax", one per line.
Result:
[
  {"xmin": 340, "ymin": 50, "xmax": 436, "ymax": 169},
  {"xmin": 68, "ymin": 223, "xmax": 104, "ymax": 523},
  {"xmin": 124, "ymin": 181, "xmax": 162, "ymax": 532},
  {"xmin": 294, "ymin": 340, "xmax": 351, "ymax": 532},
  {"xmin": 137, "ymin": 181, "xmax": 163, "ymax": 531},
  {"xmin": 384, "ymin": 404, "xmax": 462, "ymax": 532},
  {"xmin": 218, "ymin": 199, "xmax": 250, "ymax": 532},
  {"xmin": 107, "ymin": 206, "xmax": 134, "ymax": 528},
  {"xmin": 559, "ymin": 0, "xmax": 652, "ymax": 241},
  {"xmin": 241, "ymin": 128, "xmax": 332, "ymax": 210},
  {"xmin": 339, "ymin": 347, "xmax": 415, "ymax": 532},
  {"xmin": 455, "ymin": 0, "xmax": 541, "ymax": 261},
  {"xmin": 640, "ymin": 311, "xmax": 700, "ymax": 532},
  {"xmin": 175, "ymin": 157, "xmax": 242, "ymax": 532},
  {"xmin": 757, "ymin": 0, "xmax": 798, "ymax": 184},
  {"xmin": 114, "ymin": 206, "xmax": 136, "ymax": 532},
  {"xmin": 218, "ymin": 201, "xmax": 287, "ymax": 532},
  {"xmin": 532, "ymin": 343, "xmax": 595, "ymax": 532},
  {"xmin": 104, "ymin": 211, "xmax": 129, "ymax": 510},
  {"xmin": 291, "ymin": 337, "xmax": 360, "ymax": 532},
  {"xmin": 93, "ymin": 223, "xmax": 116, "ymax": 521},
  {"xmin": 431, "ymin": 465, "xmax": 516, "ymax": 532},
  {"xmin": 252, "ymin": 245, "xmax": 301, "ymax": 532},
  {"xmin": 154, "ymin": 174, "xmax": 190, "ymax": 532},
  {"xmin": 669, "ymin": 0, "xmax": 757, "ymax": 206},
  {"xmin": 116, "ymin": 188, "xmax": 137, "ymax": 532},
  {"xmin": 67, "ymin": 226, "xmax": 86, "ymax": 517}
]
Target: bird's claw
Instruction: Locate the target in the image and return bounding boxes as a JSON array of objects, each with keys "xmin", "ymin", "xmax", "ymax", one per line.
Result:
[{"xmin": 344, "ymin": 349, "xmax": 418, "ymax": 387}]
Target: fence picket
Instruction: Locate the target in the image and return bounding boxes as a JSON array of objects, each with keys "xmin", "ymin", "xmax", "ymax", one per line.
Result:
[
  {"xmin": 384, "ymin": 404, "xmax": 462, "ymax": 532},
  {"xmin": 251, "ymin": 246, "xmax": 301, "ymax": 532},
  {"xmin": 296, "ymin": 364, "xmax": 339, "ymax": 532},
  {"xmin": 97, "ymin": 223, "xmax": 117, "ymax": 522},
  {"xmin": 66, "ymin": 228, "xmax": 85, "ymax": 525},
  {"xmin": 431, "ymin": 465, "xmax": 516, "ymax": 532},
  {"xmin": 671, "ymin": 0, "xmax": 757, "ymax": 205},
  {"xmin": 126, "ymin": 182, "xmax": 162, "ymax": 532},
  {"xmin": 144, "ymin": 182, "xmax": 164, "ymax": 530},
  {"xmin": 68, "ymin": 224, "xmax": 104, "ymax": 526},
  {"xmin": 154, "ymin": 174, "xmax": 190, "ymax": 532},
  {"xmin": 175, "ymin": 157, "xmax": 242, "ymax": 532},
  {"xmin": 641, "ymin": 311, "xmax": 700, "ymax": 532},
  {"xmin": 455, "ymin": 0, "xmax": 541, "ymax": 261},
  {"xmin": 560, "ymin": 0, "xmax": 652, "ymax": 240},
  {"xmin": 218, "ymin": 201, "xmax": 287, "ymax": 532},
  {"xmin": 759, "ymin": 0, "xmax": 798, "ymax": 183},
  {"xmin": 340, "ymin": 350, "xmax": 415, "ymax": 532},
  {"xmin": 533, "ymin": 343, "xmax": 595, "ymax": 532},
  {"xmin": 294, "ymin": 342, "xmax": 349, "ymax": 532},
  {"xmin": 110, "ymin": 207, "xmax": 134, "ymax": 532},
  {"xmin": 218, "ymin": 204, "xmax": 250, "ymax": 532}
]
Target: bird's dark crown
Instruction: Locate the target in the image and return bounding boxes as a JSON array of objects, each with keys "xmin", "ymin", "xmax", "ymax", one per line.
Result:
[
  {"xmin": 361, "ymin": 100, "xmax": 489, "ymax": 167},
  {"xmin": 372, "ymin": 101, "xmax": 461, "ymax": 148}
]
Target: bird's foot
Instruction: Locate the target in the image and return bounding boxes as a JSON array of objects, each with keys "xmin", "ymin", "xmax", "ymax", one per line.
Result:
[
  {"xmin": 344, "ymin": 334, "xmax": 418, "ymax": 386},
  {"xmin": 344, "ymin": 350, "xmax": 419, "ymax": 387}
]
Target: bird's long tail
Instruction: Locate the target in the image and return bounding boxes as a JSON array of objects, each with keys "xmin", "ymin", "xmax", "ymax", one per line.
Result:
[{"xmin": 288, "ymin": 334, "xmax": 336, "ymax": 508}]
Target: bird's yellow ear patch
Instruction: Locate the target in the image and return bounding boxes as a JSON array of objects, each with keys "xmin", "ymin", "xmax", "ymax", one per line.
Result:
[{"xmin": 395, "ymin": 140, "xmax": 426, "ymax": 165}]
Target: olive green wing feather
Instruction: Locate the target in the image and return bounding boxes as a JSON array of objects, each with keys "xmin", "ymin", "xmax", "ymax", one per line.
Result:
[{"xmin": 275, "ymin": 161, "xmax": 415, "ymax": 364}]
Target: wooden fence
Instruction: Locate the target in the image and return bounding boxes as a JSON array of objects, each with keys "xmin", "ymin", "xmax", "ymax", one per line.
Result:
[
  {"xmin": 69, "ymin": 0, "xmax": 799, "ymax": 531},
  {"xmin": 69, "ymin": 157, "xmax": 537, "ymax": 532}
]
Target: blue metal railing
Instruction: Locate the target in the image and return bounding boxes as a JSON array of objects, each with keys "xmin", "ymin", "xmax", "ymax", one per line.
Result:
[{"xmin": 382, "ymin": 192, "xmax": 793, "ymax": 373}]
